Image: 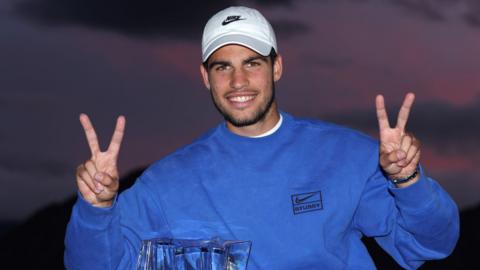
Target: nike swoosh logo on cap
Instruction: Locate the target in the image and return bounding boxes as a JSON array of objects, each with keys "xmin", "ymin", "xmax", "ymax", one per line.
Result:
[{"xmin": 222, "ymin": 15, "xmax": 245, "ymax": 26}]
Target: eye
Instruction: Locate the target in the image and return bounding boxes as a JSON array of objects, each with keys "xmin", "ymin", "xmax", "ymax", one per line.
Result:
[
  {"xmin": 246, "ymin": 61, "xmax": 261, "ymax": 68},
  {"xmin": 215, "ymin": 64, "xmax": 231, "ymax": 71}
]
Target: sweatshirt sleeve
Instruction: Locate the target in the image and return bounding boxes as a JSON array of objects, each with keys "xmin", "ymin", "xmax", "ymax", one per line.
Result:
[
  {"xmin": 64, "ymin": 192, "xmax": 125, "ymax": 270},
  {"xmin": 353, "ymin": 165, "xmax": 460, "ymax": 270},
  {"xmin": 64, "ymin": 175, "xmax": 169, "ymax": 270}
]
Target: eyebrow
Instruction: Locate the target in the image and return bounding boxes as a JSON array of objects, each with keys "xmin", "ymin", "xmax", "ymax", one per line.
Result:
[
  {"xmin": 243, "ymin": 55, "xmax": 269, "ymax": 64},
  {"xmin": 208, "ymin": 55, "xmax": 269, "ymax": 70}
]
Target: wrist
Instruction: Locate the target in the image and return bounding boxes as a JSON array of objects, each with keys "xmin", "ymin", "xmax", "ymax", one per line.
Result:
[
  {"xmin": 388, "ymin": 166, "xmax": 420, "ymax": 187},
  {"xmin": 93, "ymin": 199, "xmax": 114, "ymax": 208}
]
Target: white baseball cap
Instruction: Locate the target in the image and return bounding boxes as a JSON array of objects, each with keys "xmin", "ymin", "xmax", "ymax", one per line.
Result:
[{"xmin": 201, "ymin": 6, "xmax": 278, "ymax": 62}]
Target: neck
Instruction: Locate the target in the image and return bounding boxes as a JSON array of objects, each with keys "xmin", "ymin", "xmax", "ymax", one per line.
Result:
[{"xmin": 226, "ymin": 103, "xmax": 280, "ymax": 137}]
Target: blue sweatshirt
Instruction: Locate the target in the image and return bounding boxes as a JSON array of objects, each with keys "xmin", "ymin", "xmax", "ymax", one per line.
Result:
[{"xmin": 64, "ymin": 112, "xmax": 459, "ymax": 269}]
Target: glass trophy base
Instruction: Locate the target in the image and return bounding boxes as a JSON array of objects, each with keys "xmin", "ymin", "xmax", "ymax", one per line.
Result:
[{"xmin": 136, "ymin": 237, "xmax": 251, "ymax": 270}]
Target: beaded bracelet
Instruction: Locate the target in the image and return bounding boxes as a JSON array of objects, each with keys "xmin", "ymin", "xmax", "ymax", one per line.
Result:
[{"xmin": 389, "ymin": 169, "xmax": 419, "ymax": 184}]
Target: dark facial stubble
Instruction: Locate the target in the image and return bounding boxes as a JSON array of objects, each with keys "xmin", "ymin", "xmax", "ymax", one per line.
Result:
[{"xmin": 209, "ymin": 80, "xmax": 276, "ymax": 127}]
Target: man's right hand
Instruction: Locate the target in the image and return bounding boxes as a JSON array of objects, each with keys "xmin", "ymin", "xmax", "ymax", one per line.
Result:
[{"xmin": 76, "ymin": 113, "xmax": 126, "ymax": 207}]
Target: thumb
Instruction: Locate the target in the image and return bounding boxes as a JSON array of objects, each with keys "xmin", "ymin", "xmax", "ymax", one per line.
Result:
[
  {"xmin": 380, "ymin": 150, "xmax": 406, "ymax": 172},
  {"xmin": 94, "ymin": 172, "xmax": 117, "ymax": 188}
]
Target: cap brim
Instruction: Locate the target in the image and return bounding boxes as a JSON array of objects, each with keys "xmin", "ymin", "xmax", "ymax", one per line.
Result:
[{"xmin": 202, "ymin": 34, "xmax": 272, "ymax": 62}]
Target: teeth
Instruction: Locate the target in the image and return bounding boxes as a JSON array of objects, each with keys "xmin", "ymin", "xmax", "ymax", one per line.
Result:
[{"xmin": 230, "ymin": 96, "xmax": 254, "ymax": 102}]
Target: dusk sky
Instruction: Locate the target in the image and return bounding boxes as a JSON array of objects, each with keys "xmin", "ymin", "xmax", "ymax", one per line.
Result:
[{"xmin": 1, "ymin": 0, "xmax": 479, "ymax": 221}]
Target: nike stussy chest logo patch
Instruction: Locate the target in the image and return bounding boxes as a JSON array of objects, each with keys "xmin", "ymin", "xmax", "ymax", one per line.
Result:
[
  {"xmin": 222, "ymin": 15, "xmax": 245, "ymax": 25},
  {"xmin": 291, "ymin": 191, "xmax": 323, "ymax": 215}
]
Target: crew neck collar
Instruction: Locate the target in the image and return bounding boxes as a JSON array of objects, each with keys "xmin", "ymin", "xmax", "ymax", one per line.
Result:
[
  {"xmin": 217, "ymin": 111, "xmax": 293, "ymax": 144},
  {"xmin": 249, "ymin": 114, "xmax": 283, "ymax": 138}
]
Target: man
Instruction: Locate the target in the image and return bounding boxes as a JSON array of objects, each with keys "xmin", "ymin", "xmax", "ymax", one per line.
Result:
[{"xmin": 64, "ymin": 6, "xmax": 459, "ymax": 270}]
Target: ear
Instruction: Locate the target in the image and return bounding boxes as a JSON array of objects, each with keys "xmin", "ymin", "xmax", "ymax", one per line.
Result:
[
  {"xmin": 199, "ymin": 64, "xmax": 211, "ymax": 90},
  {"xmin": 273, "ymin": 54, "xmax": 283, "ymax": 82}
]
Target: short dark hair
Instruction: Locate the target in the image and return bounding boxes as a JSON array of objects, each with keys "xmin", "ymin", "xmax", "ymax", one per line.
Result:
[
  {"xmin": 202, "ymin": 48, "xmax": 278, "ymax": 70},
  {"xmin": 268, "ymin": 48, "xmax": 277, "ymax": 62}
]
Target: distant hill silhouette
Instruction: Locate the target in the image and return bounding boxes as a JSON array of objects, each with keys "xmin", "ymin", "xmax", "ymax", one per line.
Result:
[
  {"xmin": 0, "ymin": 167, "xmax": 477, "ymax": 269},
  {"xmin": 363, "ymin": 203, "xmax": 480, "ymax": 270},
  {"xmin": 0, "ymin": 167, "xmax": 144, "ymax": 269},
  {"xmin": 0, "ymin": 221, "xmax": 17, "ymax": 237}
]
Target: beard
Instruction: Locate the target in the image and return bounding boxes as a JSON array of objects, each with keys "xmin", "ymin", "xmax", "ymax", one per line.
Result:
[{"xmin": 210, "ymin": 84, "xmax": 276, "ymax": 127}]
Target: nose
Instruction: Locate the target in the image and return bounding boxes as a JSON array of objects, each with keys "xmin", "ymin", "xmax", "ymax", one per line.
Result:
[{"xmin": 230, "ymin": 68, "xmax": 248, "ymax": 90}]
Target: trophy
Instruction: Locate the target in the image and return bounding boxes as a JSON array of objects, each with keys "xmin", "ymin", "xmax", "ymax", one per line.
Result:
[{"xmin": 136, "ymin": 237, "xmax": 252, "ymax": 270}]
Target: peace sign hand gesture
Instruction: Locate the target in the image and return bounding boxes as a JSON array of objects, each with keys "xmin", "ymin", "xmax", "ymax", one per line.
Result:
[
  {"xmin": 376, "ymin": 93, "xmax": 421, "ymax": 186},
  {"xmin": 76, "ymin": 114, "xmax": 126, "ymax": 207}
]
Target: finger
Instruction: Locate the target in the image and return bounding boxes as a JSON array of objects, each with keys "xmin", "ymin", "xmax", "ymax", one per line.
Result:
[
  {"xmin": 411, "ymin": 150, "xmax": 421, "ymax": 168},
  {"xmin": 81, "ymin": 169, "xmax": 103, "ymax": 193},
  {"xmin": 84, "ymin": 160, "xmax": 116, "ymax": 193},
  {"xmin": 84, "ymin": 160, "xmax": 98, "ymax": 180},
  {"xmin": 77, "ymin": 164, "xmax": 102, "ymax": 194},
  {"xmin": 395, "ymin": 134, "xmax": 413, "ymax": 167},
  {"xmin": 94, "ymin": 172, "xmax": 117, "ymax": 190},
  {"xmin": 405, "ymin": 144, "xmax": 418, "ymax": 166},
  {"xmin": 79, "ymin": 113, "xmax": 101, "ymax": 156},
  {"xmin": 400, "ymin": 134, "xmax": 412, "ymax": 157},
  {"xmin": 396, "ymin": 92, "xmax": 415, "ymax": 131},
  {"xmin": 107, "ymin": 115, "xmax": 126, "ymax": 155},
  {"xmin": 380, "ymin": 149, "xmax": 406, "ymax": 169},
  {"xmin": 376, "ymin": 95, "xmax": 391, "ymax": 131},
  {"xmin": 77, "ymin": 178, "xmax": 97, "ymax": 203},
  {"xmin": 405, "ymin": 136, "xmax": 420, "ymax": 165},
  {"xmin": 91, "ymin": 172, "xmax": 118, "ymax": 204}
]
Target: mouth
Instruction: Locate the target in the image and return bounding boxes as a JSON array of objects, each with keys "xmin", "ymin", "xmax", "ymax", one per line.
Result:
[{"xmin": 226, "ymin": 92, "xmax": 257, "ymax": 109}]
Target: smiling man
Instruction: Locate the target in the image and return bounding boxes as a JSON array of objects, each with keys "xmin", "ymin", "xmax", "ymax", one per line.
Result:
[
  {"xmin": 201, "ymin": 44, "xmax": 281, "ymax": 136},
  {"xmin": 64, "ymin": 6, "xmax": 459, "ymax": 270}
]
